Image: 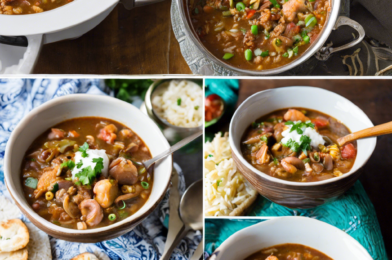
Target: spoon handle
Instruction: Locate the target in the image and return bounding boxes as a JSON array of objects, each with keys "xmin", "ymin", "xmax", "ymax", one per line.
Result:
[
  {"xmin": 190, "ymin": 240, "xmax": 204, "ymax": 260},
  {"xmin": 337, "ymin": 121, "xmax": 392, "ymax": 146},
  {"xmin": 160, "ymin": 225, "xmax": 191, "ymax": 260},
  {"xmin": 144, "ymin": 130, "xmax": 203, "ymax": 170}
]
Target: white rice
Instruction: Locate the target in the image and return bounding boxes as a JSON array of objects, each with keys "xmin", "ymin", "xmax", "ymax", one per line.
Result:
[
  {"xmin": 204, "ymin": 132, "xmax": 257, "ymax": 216},
  {"xmin": 152, "ymin": 80, "xmax": 203, "ymax": 128}
]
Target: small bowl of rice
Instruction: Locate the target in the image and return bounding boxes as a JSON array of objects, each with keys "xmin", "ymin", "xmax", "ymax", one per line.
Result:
[{"xmin": 144, "ymin": 79, "xmax": 203, "ymax": 142}]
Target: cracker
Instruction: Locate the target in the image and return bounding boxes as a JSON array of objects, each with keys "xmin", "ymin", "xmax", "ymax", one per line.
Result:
[
  {"xmin": 0, "ymin": 248, "xmax": 28, "ymax": 260},
  {"xmin": 71, "ymin": 252, "xmax": 100, "ymax": 260},
  {"xmin": 0, "ymin": 219, "xmax": 29, "ymax": 252}
]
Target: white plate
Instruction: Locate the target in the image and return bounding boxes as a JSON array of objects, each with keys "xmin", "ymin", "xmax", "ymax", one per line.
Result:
[{"xmin": 0, "ymin": 0, "xmax": 118, "ymax": 36}]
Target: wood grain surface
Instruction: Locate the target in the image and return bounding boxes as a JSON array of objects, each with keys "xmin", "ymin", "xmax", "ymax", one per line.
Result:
[
  {"xmin": 33, "ymin": 1, "xmax": 192, "ymax": 75},
  {"xmin": 238, "ymin": 79, "xmax": 392, "ymax": 255}
]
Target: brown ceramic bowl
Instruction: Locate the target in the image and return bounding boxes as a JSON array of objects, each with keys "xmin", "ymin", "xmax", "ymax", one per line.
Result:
[
  {"xmin": 229, "ymin": 87, "xmax": 376, "ymax": 209},
  {"xmin": 4, "ymin": 94, "xmax": 172, "ymax": 242}
]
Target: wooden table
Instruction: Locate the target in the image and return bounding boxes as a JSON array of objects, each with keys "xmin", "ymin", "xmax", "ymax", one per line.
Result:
[
  {"xmin": 33, "ymin": 1, "xmax": 192, "ymax": 75},
  {"xmin": 239, "ymin": 79, "xmax": 392, "ymax": 255}
]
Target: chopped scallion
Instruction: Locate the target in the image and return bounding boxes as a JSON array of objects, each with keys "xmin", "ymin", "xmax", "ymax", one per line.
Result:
[
  {"xmin": 138, "ymin": 167, "xmax": 146, "ymax": 175},
  {"xmin": 273, "ymin": 158, "xmax": 279, "ymax": 165},
  {"xmin": 141, "ymin": 181, "xmax": 149, "ymax": 189},
  {"xmin": 260, "ymin": 50, "xmax": 269, "ymax": 57},
  {"xmin": 119, "ymin": 201, "xmax": 126, "ymax": 210},
  {"xmin": 25, "ymin": 177, "xmax": 38, "ymax": 189}
]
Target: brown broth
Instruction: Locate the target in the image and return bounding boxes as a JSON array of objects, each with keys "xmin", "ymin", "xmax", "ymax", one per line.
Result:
[
  {"xmin": 21, "ymin": 117, "xmax": 153, "ymax": 229},
  {"xmin": 244, "ymin": 243, "xmax": 333, "ymax": 260},
  {"xmin": 188, "ymin": 0, "xmax": 330, "ymax": 71},
  {"xmin": 241, "ymin": 108, "xmax": 357, "ymax": 182}
]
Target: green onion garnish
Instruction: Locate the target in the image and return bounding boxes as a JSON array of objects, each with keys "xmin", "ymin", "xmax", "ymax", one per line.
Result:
[
  {"xmin": 25, "ymin": 177, "xmax": 38, "ymax": 189},
  {"xmin": 141, "ymin": 181, "xmax": 149, "ymax": 189},
  {"xmin": 119, "ymin": 201, "xmax": 126, "ymax": 210},
  {"xmin": 139, "ymin": 167, "xmax": 146, "ymax": 175}
]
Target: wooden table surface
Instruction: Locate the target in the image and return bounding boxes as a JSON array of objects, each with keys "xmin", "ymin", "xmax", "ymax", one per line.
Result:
[
  {"xmin": 239, "ymin": 79, "xmax": 392, "ymax": 256},
  {"xmin": 33, "ymin": 1, "xmax": 192, "ymax": 75}
]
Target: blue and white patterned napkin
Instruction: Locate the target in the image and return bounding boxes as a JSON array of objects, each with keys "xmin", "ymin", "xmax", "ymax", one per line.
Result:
[{"xmin": 0, "ymin": 79, "xmax": 201, "ymax": 260}]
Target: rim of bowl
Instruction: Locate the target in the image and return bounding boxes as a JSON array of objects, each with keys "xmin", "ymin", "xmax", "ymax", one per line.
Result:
[
  {"xmin": 213, "ymin": 216, "xmax": 372, "ymax": 259},
  {"xmin": 229, "ymin": 86, "xmax": 377, "ymax": 187},
  {"xmin": 178, "ymin": 0, "xmax": 339, "ymax": 75},
  {"xmin": 4, "ymin": 94, "xmax": 172, "ymax": 234},
  {"xmin": 146, "ymin": 79, "xmax": 203, "ymax": 131},
  {"xmin": 0, "ymin": 0, "xmax": 118, "ymax": 36}
]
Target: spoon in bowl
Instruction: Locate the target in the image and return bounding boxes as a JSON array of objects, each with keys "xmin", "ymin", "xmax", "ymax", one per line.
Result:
[
  {"xmin": 133, "ymin": 130, "xmax": 203, "ymax": 171},
  {"xmin": 337, "ymin": 121, "xmax": 392, "ymax": 146},
  {"xmin": 160, "ymin": 179, "xmax": 203, "ymax": 260}
]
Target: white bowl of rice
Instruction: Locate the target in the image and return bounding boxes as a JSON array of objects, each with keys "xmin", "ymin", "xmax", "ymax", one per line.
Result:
[{"xmin": 145, "ymin": 79, "xmax": 203, "ymax": 141}]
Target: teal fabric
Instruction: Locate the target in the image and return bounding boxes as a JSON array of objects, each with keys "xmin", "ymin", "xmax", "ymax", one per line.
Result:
[
  {"xmin": 205, "ymin": 79, "xmax": 239, "ymax": 141},
  {"xmin": 205, "ymin": 79, "xmax": 239, "ymax": 110},
  {"xmin": 205, "ymin": 181, "xmax": 388, "ymax": 260}
]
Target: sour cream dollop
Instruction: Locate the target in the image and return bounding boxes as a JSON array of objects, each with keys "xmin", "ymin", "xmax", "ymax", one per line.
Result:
[
  {"xmin": 71, "ymin": 149, "xmax": 110, "ymax": 180},
  {"xmin": 281, "ymin": 122, "xmax": 325, "ymax": 148}
]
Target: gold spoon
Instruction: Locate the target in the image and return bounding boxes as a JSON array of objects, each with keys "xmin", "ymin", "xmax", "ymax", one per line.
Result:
[{"xmin": 337, "ymin": 121, "xmax": 392, "ymax": 146}]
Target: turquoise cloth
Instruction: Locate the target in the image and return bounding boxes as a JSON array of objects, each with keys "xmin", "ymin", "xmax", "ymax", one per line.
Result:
[
  {"xmin": 205, "ymin": 79, "xmax": 239, "ymax": 112},
  {"xmin": 205, "ymin": 79, "xmax": 239, "ymax": 141},
  {"xmin": 205, "ymin": 181, "xmax": 388, "ymax": 260}
]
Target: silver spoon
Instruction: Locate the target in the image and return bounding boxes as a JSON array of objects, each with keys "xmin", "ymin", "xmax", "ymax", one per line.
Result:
[
  {"xmin": 133, "ymin": 130, "xmax": 203, "ymax": 171},
  {"xmin": 160, "ymin": 179, "xmax": 203, "ymax": 260}
]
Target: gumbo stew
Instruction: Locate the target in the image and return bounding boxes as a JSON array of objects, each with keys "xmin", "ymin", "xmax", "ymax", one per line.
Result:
[
  {"xmin": 22, "ymin": 117, "xmax": 153, "ymax": 230},
  {"xmin": 241, "ymin": 108, "xmax": 357, "ymax": 182},
  {"xmin": 244, "ymin": 243, "xmax": 333, "ymax": 260},
  {"xmin": 1, "ymin": 0, "xmax": 73, "ymax": 15},
  {"xmin": 189, "ymin": 0, "xmax": 329, "ymax": 70}
]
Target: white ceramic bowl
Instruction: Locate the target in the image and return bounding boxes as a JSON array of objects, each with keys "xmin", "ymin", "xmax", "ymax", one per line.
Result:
[
  {"xmin": 4, "ymin": 94, "xmax": 172, "ymax": 242},
  {"xmin": 211, "ymin": 217, "xmax": 372, "ymax": 260},
  {"xmin": 0, "ymin": 0, "xmax": 118, "ymax": 36},
  {"xmin": 229, "ymin": 87, "xmax": 376, "ymax": 208}
]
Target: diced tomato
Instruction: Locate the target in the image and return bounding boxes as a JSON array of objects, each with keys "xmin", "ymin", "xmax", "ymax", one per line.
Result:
[
  {"xmin": 285, "ymin": 22, "xmax": 301, "ymax": 38},
  {"xmin": 48, "ymin": 128, "xmax": 65, "ymax": 140},
  {"xmin": 206, "ymin": 94, "xmax": 220, "ymax": 103},
  {"xmin": 98, "ymin": 124, "xmax": 118, "ymax": 144},
  {"xmin": 246, "ymin": 9, "xmax": 256, "ymax": 19},
  {"xmin": 341, "ymin": 143, "xmax": 356, "ymax": 159},
  {"xmin": 205, "ymin": 94, "xmax": 224, "ymax": 122},
  {"xmin": 68, "ymin": 130, "xmax": 80, "ymax": 138},
  {"xmin": 311, "ymin": 117, "xmax": 329, "ymax": 128}
]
